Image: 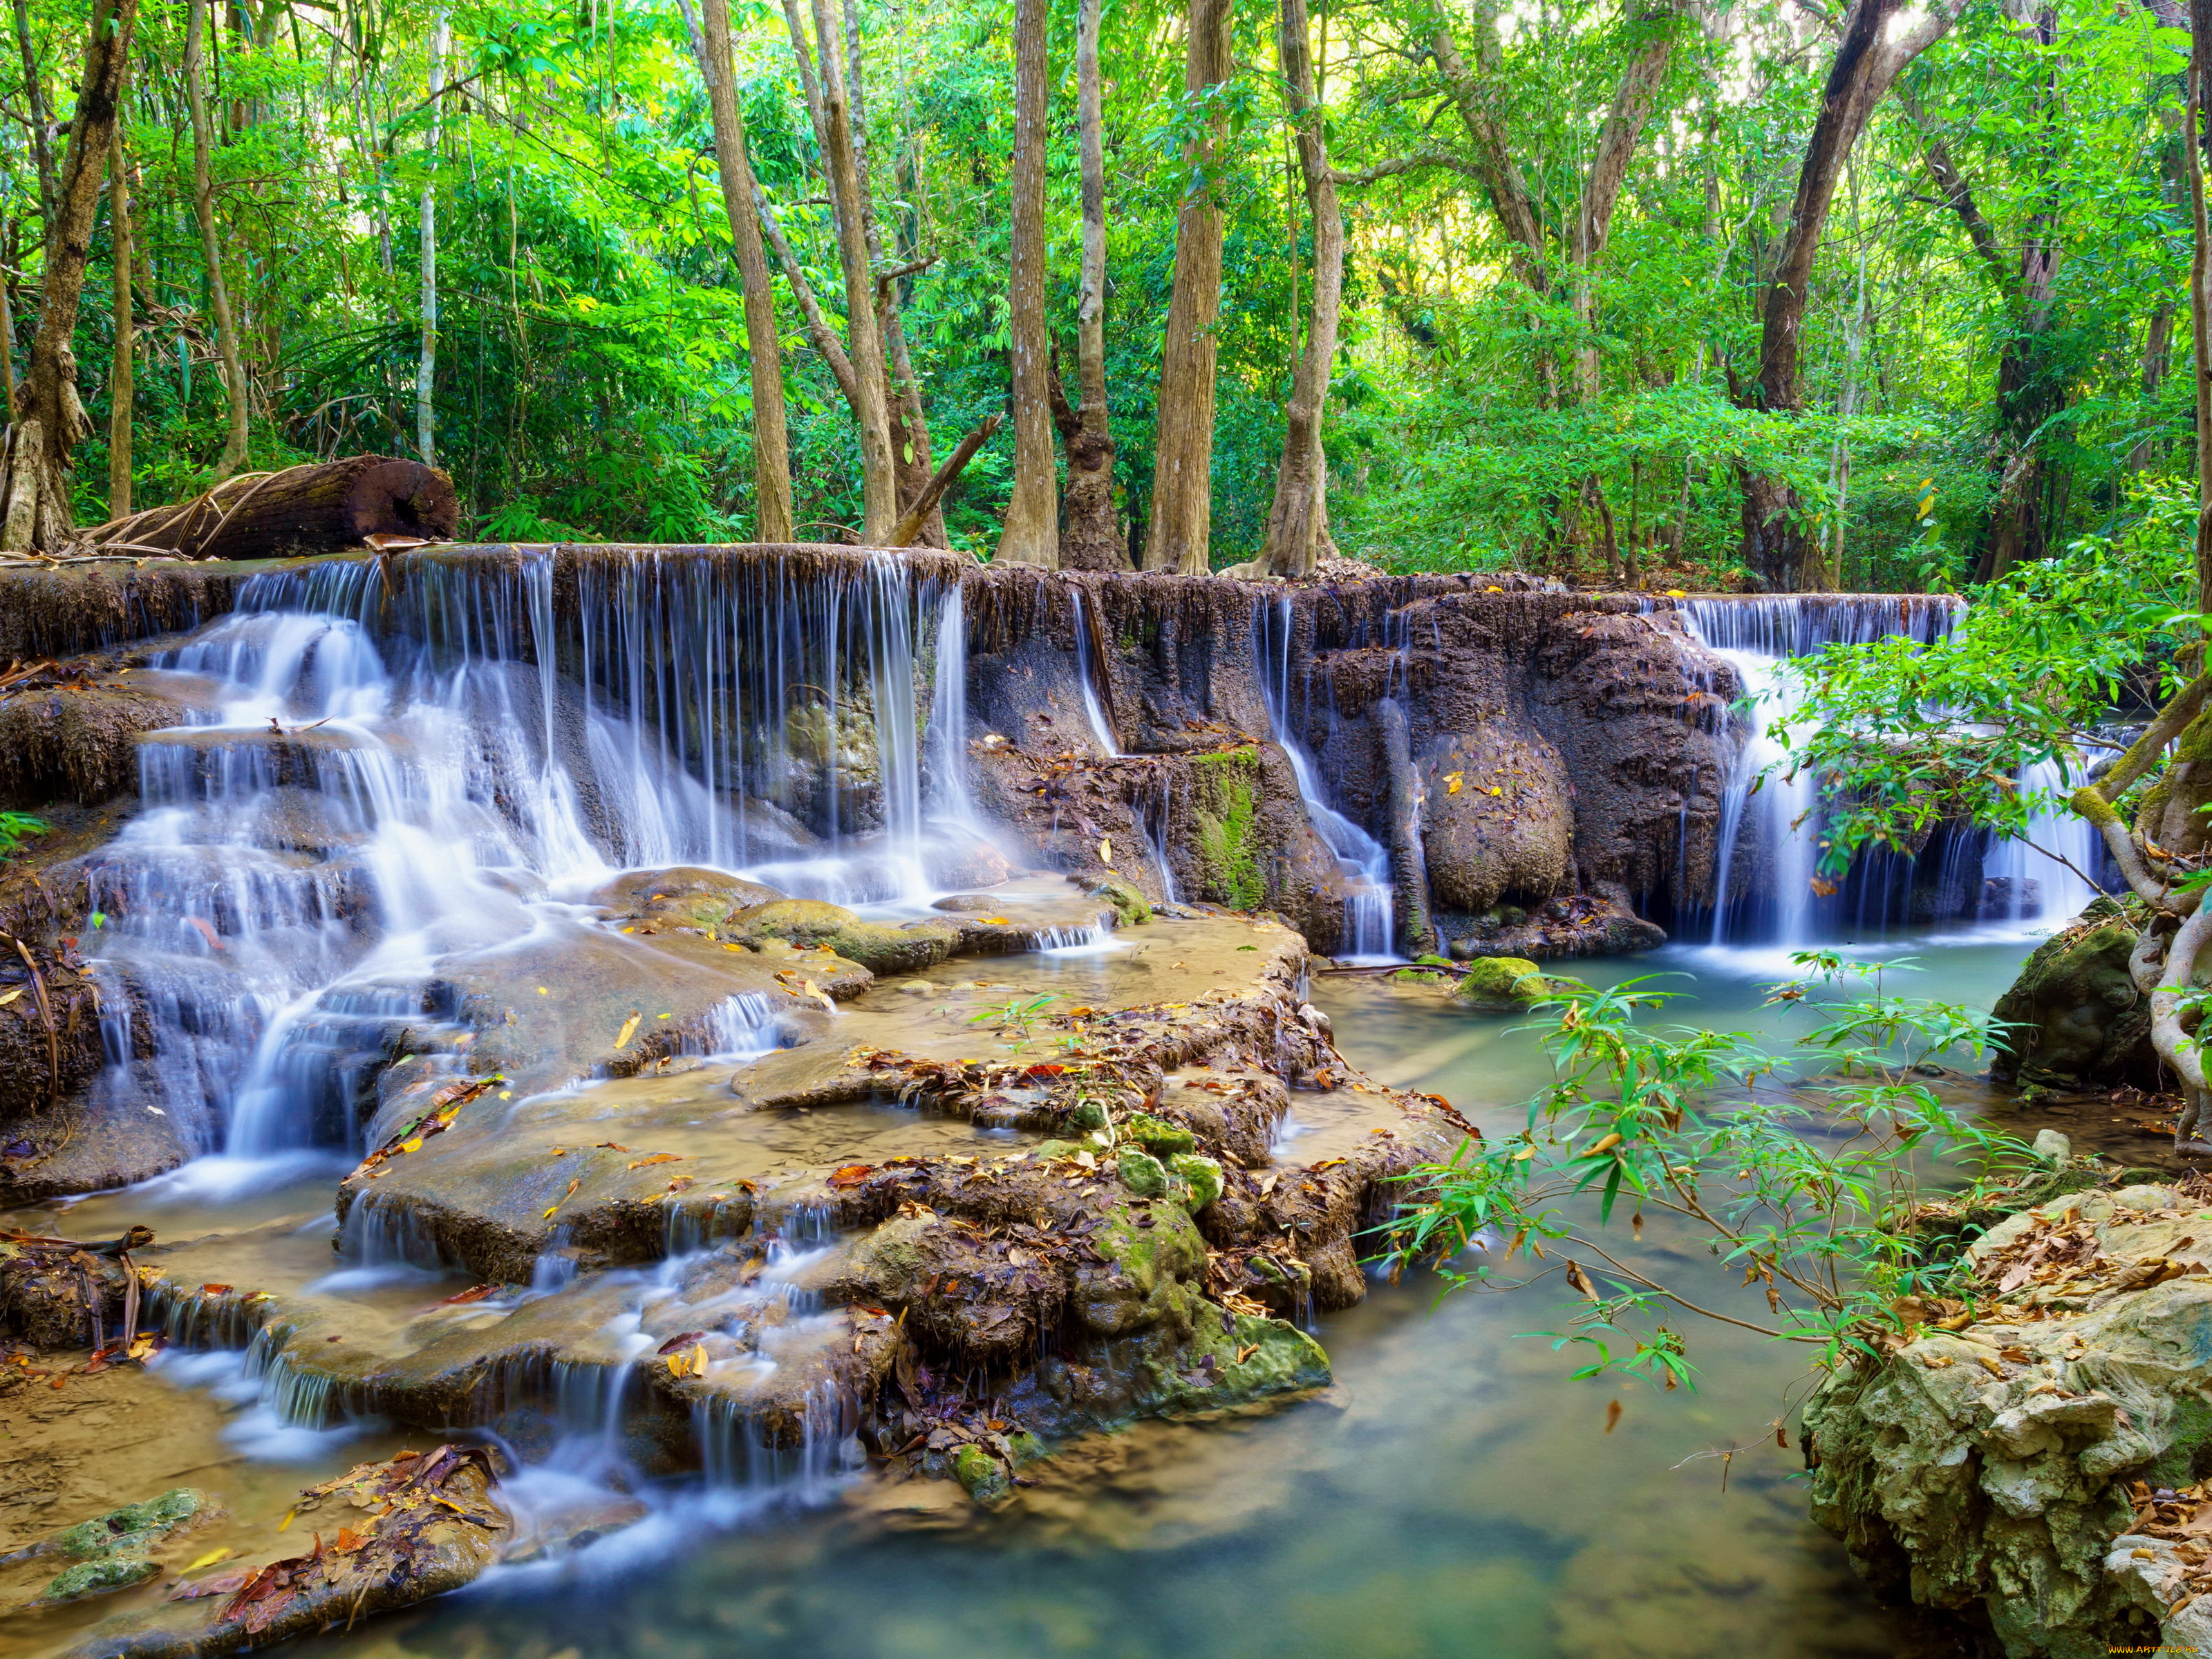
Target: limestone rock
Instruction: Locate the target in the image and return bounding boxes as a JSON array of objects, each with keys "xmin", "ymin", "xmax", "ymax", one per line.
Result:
[
  {"xmin": 1989, "ymin": 901, "xmax": 2159, "ymax": 1089},
  {"xmin": 1416, "ymin": 729, "xmax": 1573, "ymax": 913}
]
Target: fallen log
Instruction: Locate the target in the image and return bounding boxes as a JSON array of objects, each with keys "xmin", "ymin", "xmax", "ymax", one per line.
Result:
[{"xmin": 67, "ymin": 454, "xmax": 457, "ymax": 562}]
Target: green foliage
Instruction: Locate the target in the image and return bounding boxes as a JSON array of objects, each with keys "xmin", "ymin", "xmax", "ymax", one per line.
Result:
[
  {"xmin": 0, "ymin": 814, "xmax": 48, "ymax": 861},
  {"xmin": 1388, "ymin": 956, "xmax": 2032, "ymax": 1385}
]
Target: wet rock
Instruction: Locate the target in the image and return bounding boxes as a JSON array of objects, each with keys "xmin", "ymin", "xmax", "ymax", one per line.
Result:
[
  {"xmin": 1452, "ymin": 956, "xmax": 1551, "ymax": 1008},
  {"xmin": 1088, "ymin": 875, "xmax": 1154, "ymax": 926},
  {"xmin": 1116, "ymin": 1147, "xmax": 1170, "ymax": 1198},
  {"xmin": 588, "ymin": 866, "xmax": 786, "ymax": 916},
  {"xmin": 1416, "ymin": 729, "xmax": 1573, "ymax": 914},
  {"xmin": 1168, "ymin": 1153, "xmax": 1223, "ymax": 1210},
  {"xmin": 1989, "ymin": 900, "xmax": 2159, "ymax": 1089},
  {"xmin": 724, "ymin": 899, "xmax": 962, "ymax": 977}
]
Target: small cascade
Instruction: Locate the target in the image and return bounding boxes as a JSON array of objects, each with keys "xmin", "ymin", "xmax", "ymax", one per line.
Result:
[
  {"xmin": 1255, "ymin": 597, "xmax": 1396, "ymax": 959},
  {"xmin": 1667, "ymin": 593, "xmax": 2098, "ymax": 947},
  {"xmin": 1067, "ymin": 584, "xmax": 1122, "ymax": 758}
]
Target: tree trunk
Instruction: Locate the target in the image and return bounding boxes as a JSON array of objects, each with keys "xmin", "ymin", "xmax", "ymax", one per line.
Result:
[
  {"xmin": 15, "ymin": 0, "xmax": 137, "ymax": 550},
  {"xmin": 1261, "ymin": 0, "xmax": 1340, "ymax": 578},
  {"xmin": 106, "ymin": 119, "xmax": 131, "ymax": 517},
  {"xmin": 2190, "ymin": 0, "xmax": 2212, "ymax": 619},
  {"xmin": 995, "ymin": 0, "xmax": 1058, "ymax": 566},
  {"xmin": 1736, "ymin": 0, "xmax": 1962, "ymax": 590},
  {"xmin": 690, "ymin": 0, "xmax": 794, "ymax": 541},
  {"xmin": 1146, "ymin": 0, "xmax": 1235, "ymax": 574},
  {"xmin": 78, "ymin": 453, "xmax": 457, "ymax": 559},
  {"xmin": 1060, "ymin": 0, "xmax": 1125, "ymax": 572},
  {"xmin": 793, "ymin": 0, "xmax": 897, "ymax": 542},
  {"xmin": 12, "ymin": 0, "xmax": 56, "ymax": 242},
  {"xmin": 415, "ymin": 11, "xmax": 447, "ymax": 467},
  {"xmin": 184, "ymin": 0, "xmax": 247, "ymax": 481}
]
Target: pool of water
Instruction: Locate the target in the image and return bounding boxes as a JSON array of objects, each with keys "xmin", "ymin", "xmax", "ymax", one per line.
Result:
[{"xmin": 187, "ymin": 928, "xmax": 2032, "ymax": 1659}]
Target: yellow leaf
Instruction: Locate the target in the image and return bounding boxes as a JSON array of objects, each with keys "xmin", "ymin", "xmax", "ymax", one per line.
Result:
[
  {"xmin": 1098, "ymin": 836, "xmax": 1113, "ymax": 866},
  {"xmin": 278, "ymin": 1510, "xmax": 296, "ymax": 1532},
  {"xmin": 1664, "ymin": 588, "xmax": 1687, "ymax": 599},
  {"xmin": 1488, "ymin": 786, "xmax": 1503, "ymax": 796},
  {"xmin": 1589, "ymin": 1132, "xmax": 1623, "ymax": 1155},
  {"xmin": 536, "ymin": 986, "xmax": 550, "ymax": 995},
  {"xmin": 1485, "ymin": 585, "xmax": 1503, "ymax": 593},
  {"xmin": 543, "ymin": 1206, "xmax": 559, "ymax": 1219},
  {"xmin": 691, "ymin": 1342, "xmax": 709, "ymax": 1376},
  {"xmin": 187, "ymin": 1548, "xmax": 232, "ymax": 1571},
  {"xmin": 0, "ymin": 987, "xmax": 21, "ymax": 1006},
  {"xmin": 613, "ymin": 1011, "xmax": 641, "ymax": 1050},
  {"xmin": 1445, "ymin": 771, "xmax": 1464, "ymax": 795}
]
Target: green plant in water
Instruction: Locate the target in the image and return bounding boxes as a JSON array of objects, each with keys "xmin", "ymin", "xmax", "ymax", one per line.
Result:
[
  {"xmin": 1387, "ymin": 955, "xmax": 2032, "ymax": 1389},
  {"xmin": 966, "ymin": 993, "xmax": 1061, "ymax": 1050},
  {"xmin": 0, "ymin": 813, "xmax": 48, "ymax": 861}
]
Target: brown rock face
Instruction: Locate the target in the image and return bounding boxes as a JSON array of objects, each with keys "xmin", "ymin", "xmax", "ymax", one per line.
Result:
[{"xmin": 1416, "ymin": 729, "xmax": 1573, "ymax": 913}]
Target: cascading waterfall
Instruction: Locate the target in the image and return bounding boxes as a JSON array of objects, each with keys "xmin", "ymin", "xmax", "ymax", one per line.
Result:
[
  {"xmin": 1255, "ymin": 597, "xmax": 1396, "ymax": 960},
  {"xmin": 1067, "ymin": 584, "xmax": 1123, "ymax": 758},
  {"xmin": 1671, "ymin": 594, "xmax": 2099, "ymax": 947},
  {"xmin": 87, "ymin": 548, "xmax": 986, "ymax": 1177}
]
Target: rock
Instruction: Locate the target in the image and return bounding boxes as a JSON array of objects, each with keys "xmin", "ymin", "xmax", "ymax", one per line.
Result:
[
  {"xmin": 723, "ymin": 899, "xmax": 961, "ymax": 977},
  {"xmin": 2032, "ymin": 1129, "xmax": 2073, "ymax": 1165},
  {"xmin": 1416, "ymin": 729, "xmax": 1573, "ymax": 913},
  {"xmin": 588, "ymin": 866, "xmax": 785, "ymax": 916},
  {"xmin": 42, "ymin": 1555, "xmax": 162, "ymax": 1603},
  {"xmin": 1988, "ymin": 901, "xmax": 2159, "ymax": 1089},
  {"xmin": 952, "ymin": 1443, "xmax": 1011, "ymax": 1504},
  {"xmin": 1124, "ymin": 1113, "xmax": 1195, "ymax": 1154},
  {"xmin": 1169, "ymin": 1153, "xmax": 1224, "ymax": 1209},
  {"xmin": 1088, "ymin": 875, "xmax": 1154, "ymax": 926},
  {"xmin": 1116, "ymin": 1147, "xmax": 1170, "ymax": 1198},
  {"xmin": 1454, "ymin": 956, "xmax": 1551, "ymax": 1008}
]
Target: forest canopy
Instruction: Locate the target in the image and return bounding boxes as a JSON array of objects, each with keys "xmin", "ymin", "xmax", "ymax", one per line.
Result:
[{"xmin": 0, "ymin": 0, "xmax": 2196, "ymax": 586}]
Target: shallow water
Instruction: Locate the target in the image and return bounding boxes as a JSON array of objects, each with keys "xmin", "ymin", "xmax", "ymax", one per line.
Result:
[{"xmin": 176, "ymin": 927, "xmax": 2029, "ymax": 1659}]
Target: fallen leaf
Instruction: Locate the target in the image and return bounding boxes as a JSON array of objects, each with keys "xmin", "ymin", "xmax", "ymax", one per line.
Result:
[
  {"xmin": 613, "ymin": 1011, "xmax": 641, "ymax": 1049},
  {"xmin": 627, "ymin": 1152, "xmax": 686, "ymax": 1169},
  {"xmin": 186, "ymin": 1548, "xmax": 232, "ymax": 1571},
  {"xmin": 1604, "ymin": 1399, "xmax": 1623, "ymax": 1434},
  {"xmin": 828, "ymin": 1163, "xmax": 875, "ymax": 1187},
  {"xmin": 1098, "ymin": 836, "xmax": 1113, "ymax": 866}
]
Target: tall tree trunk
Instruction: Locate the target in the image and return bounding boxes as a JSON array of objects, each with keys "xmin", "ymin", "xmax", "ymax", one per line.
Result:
[
  {"xmin": 11, "ymin": 0, "xmax": 136, "ymax": 550},
  {"xmin": 1262, "ymin": 0, "xmax": 1340, "ymax": 578},
  {"xmin": 12, "ymin": 0, "xmax": 57, "ymax": 242},
  {"xmin": 1146, "ymin": 0, "xmax": 1235, "ymax": 574},
  {"xmin": 107, "ymin": 118, "xmax": 131, "ymax": 516},
  {"xmin": 995, "ymin": 0, "xmax": 1057, "ymax": 566},
  {"xmin": 1060, "ymin": 0, "xmax": 1125, "ymax": 571},
  {"xmin": 688, "ymin": 0, "xmax": 794, "ymax": 541},
  {"xmin": 1736, "ymin": 0, "xmax": 1962, "ymax": 590},
  {"xmin": 415, "ymin": 11, "xmax": 447, "ymax": 467},
  {"xmin": 791, "ymin": 0, "xmax": 896, "ymax": 541},
  {"xmin": 184, "ymin": 0, "xmax": 247, "ymax": 480},
  {"xmin": 2189, "ymin": 0, "xmax": 2212, "ymax": 621}
]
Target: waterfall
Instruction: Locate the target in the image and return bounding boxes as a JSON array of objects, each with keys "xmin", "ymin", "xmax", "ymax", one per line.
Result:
[
  {"xmin": 86, "ymin": 547, "xmax": 982, "ymax": 1170},
  {"xmin": 1067, "ymin": 584, "xmax": 1122, "ymax": 758},
  {"xmin": 1256, "ymin": 597, "xmax": 1396, "ymax": 960},
  {"xmin": 1669, "ymin": 593, "xmax": 2100, "ymax": 948}
]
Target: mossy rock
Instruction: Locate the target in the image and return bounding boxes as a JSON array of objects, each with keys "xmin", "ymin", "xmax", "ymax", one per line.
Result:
[
  {"xmin": 41, "ymin": 1553, "xmax": 160, "ymax": 1604},
  {"xmin": 1169, "ymin": 1153, "xmax": 1223, "ymax": 1209},
  {"xmin": 1124, "ymin": 1113, "xmax": 1194, "ymax": 1155},
  {"xmin": 52, "ymin": 1488, "xmax": 209, "ymax": 1559},
  {"xmin": 1116, "ymin": 1146, "xmax": 1171, "ymax": 1199},
  {"xmin": 724, "ymin": 899, "xmax": 958, "ymax": 977},
  {"xmin": 952, "ymin": 1443, "xmax": 1012, "ymax": 1503},
  {"xmin": 1988, "ymin": 906, "xmax": 2159, "ymax": 1088},
  {"xmin": 1453, "ymin": 957, "xmax": 1553, "ymax": 1008},
  {"xmin": 1089, "ymin": 876, "xmax": 1154, "ymax": 926}
]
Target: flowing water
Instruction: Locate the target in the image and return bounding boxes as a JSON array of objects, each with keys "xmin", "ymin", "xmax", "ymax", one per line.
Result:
[{"xmin": 0, "ymin": 572, "xmax": 2091, "ymax": 1656}]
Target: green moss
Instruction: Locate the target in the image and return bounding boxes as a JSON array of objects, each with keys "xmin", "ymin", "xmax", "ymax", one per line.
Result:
[
  {"xmin": 724, "ymin": 899, "xmax": 956, "ymax": 975},
  {"xmin": 53, "ymin": 1488, "xmax": 207, "ymax": 1559},
  {"xmin": 1093, "ymin": 1198, "xmax": 1206, "ymax": 1291},
  {"xmin": 41, "ymin": 1555, "xmax": 160, "ymax": 1602},
  {"xmin": 952, "ymin": 1443, "xmax": 1011, "ymax": 1503},
  {"xmin": 2148, "ymin": 1396, "xmax": 2212, "ymax": 1487},
  {"xmin": 1089, "ymin": 876, "xmax": 1153, "ymax": 926},
  {"xmin": 1125, "ymin": 1113, "xmax": 1194, "ymax": 1154},
  {"xmin": 1116, "ymin": 1146, "xmax": 1170, "ymax": 1198},
  {"xmin": 1454, "ymin": 957, "xmax": 1550, "ymax": 1007},
  {"xmin": 1192, "ymin": 747, "xmax": 1266, "ymax": 912},
  {"xmin": 1169, "ymin": 1152, "xmax": 1224, "ymax": 1209}
]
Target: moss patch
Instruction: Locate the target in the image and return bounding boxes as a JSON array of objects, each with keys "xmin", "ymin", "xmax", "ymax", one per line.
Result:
[{"xmin": 1191, "ymin": 747, "xmax": 1266, "ymax": 911}]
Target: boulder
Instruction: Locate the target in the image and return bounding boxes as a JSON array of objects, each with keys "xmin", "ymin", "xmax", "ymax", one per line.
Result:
[
  {"xmin": 1989, "ymin": 900, "xmax": 2159, "ymax": 1089},
  {"xmin": 1416, "ymin": 729, "xmax": 1573, "ymax": 913}
]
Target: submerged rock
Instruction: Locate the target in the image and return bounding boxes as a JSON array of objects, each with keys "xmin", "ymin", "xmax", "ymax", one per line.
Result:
[{"xmin": 1452, "ymin": 956, "xmax": 1553, "ymax": 1008}]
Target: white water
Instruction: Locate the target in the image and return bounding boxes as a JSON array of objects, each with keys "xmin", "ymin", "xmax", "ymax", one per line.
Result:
[
  {"xmin": 1674, "ymin": 594, "xmax": 2099, "ymax": 950},
  {"xmin": 1257, "ymin": 597, "xmax": 1397, "ymax": 960},
  {"xmin": 1067, "ymin": 584, "xmax": 1123, "ymax": 758}
]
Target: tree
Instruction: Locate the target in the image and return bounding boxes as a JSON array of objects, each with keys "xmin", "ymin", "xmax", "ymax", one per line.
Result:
[
  {"xmin": 9, "ymin": 0, "xmax": 137, "ymax": 550},
  {"xmin": 182, "ymin": 0, "xmax": 247, "ymax": 482},
  {"xmin": 1055, "ymin": 0, "xmax": 1127, "ymax": 572},
  {"xmin": 1262, "ymin": 0, "xmax": 1339, "ymax": 578},
  {"xmin": 416, "ymin": 11, "xmax": 449, "ymax": 468},
  {"xmin": 995, "ymin": 0, "xmax": 1056, "ymax": 566},
  {"xmin": 1147, "ymin": 0, "xmax": 1237, "ymax": 575},
  {"xmin": 1736, "ymin": 0, "xmax": 1964, "ymax": 592},
  {"xmin": 685, "ymin": 0, "xmax": 795, "ymax": 541},
  {"xmin": 106, "ymin": 115, "xmax": 131, "ymax": 518}
]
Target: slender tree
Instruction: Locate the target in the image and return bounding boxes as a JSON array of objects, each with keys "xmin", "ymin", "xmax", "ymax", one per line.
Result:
[
  {"xmin": 107, "ymin": 118, "xmax": 131, "ymax": 516},
  {"xmin": 688, "ymin": 0, "xmax": 795, "ymax": 541},
  {"xmin": 1056, "ymin": 0, "xmax": 1127, "ymax": 571},
  {"xmin": 416, "ymin": 11, "xmax": 449, "ymax": 467},
  {"xmin": 1147, "ymin": 0, "xmax": 1236, "ymax": 574},
  {"xmin": 184, "ymin": 0, "xmax": 247, "ymax": 480},
  {"xmin": 8, "ymin": 0, "xmax": 135, "ymax": 550},
  {"xmin": 1262, "ymin": 0, "xmax": 1340, "ymax": 579},
  {"xmin": 996, "ymin": 0, "xmax": 1057, "ymax": 565}
]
